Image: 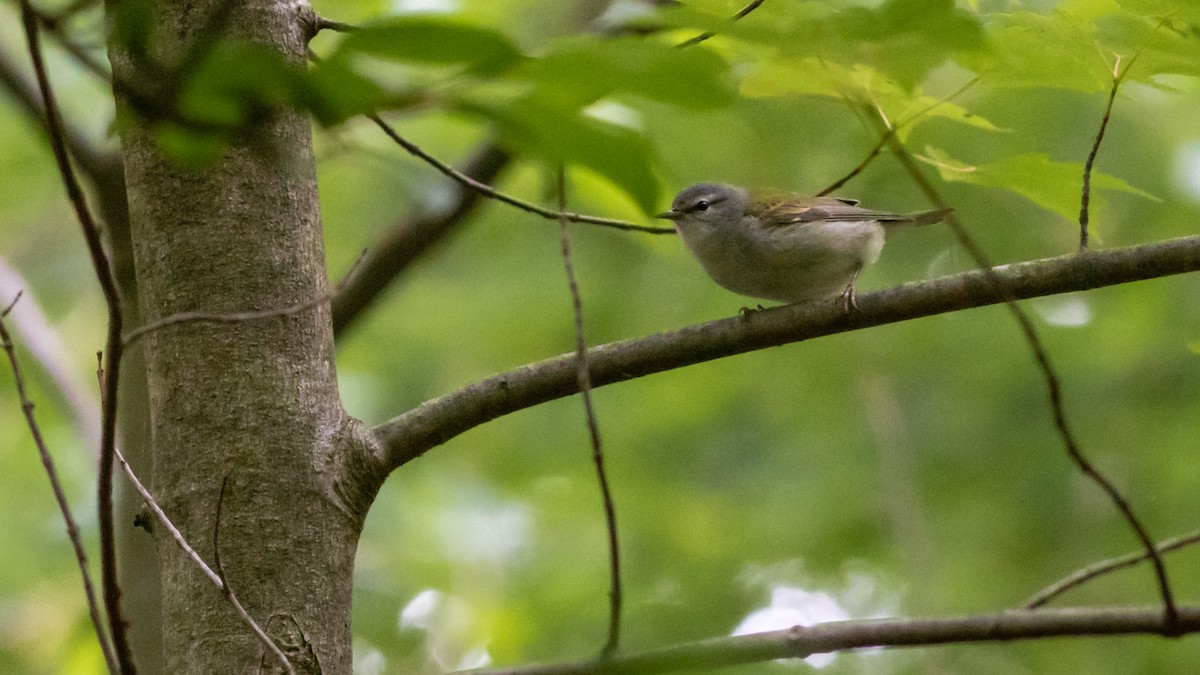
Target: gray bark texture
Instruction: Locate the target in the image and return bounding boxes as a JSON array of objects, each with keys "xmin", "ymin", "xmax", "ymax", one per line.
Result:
[{"xmin": 106, "ymin": 1, "xmax": 380, "ymax": 671}]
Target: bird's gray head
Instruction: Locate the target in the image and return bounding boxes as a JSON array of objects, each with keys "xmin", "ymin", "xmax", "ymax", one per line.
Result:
[{"xmin": 655, "ymin": 183, "xmax": 749, "ymax": 230}]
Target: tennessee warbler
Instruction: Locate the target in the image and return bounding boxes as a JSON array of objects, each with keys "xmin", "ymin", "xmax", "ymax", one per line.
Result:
[{"xmin": 656, "ymin": 183, "xmax": 951, "ymax": 310}]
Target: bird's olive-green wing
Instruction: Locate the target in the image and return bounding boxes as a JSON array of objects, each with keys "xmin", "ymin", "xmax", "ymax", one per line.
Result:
[{"xmin": 747, "ymin": 190, "xmax": 914, "ymax": 228}]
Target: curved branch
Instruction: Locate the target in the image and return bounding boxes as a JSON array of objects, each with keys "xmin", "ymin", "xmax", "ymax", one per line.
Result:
[
  {"xmin": 331, "ymin": 143, "xmax": 512, "ymax": 337},
  {"xmin": 463, "ymin": 605, "xmax": 1200, "ymax": 675},
  {"xmin": 556, "ymin": 167, "xmax": 622, "ymax": 654},
  {"xmin": 367, "ymin": 113, "xmax": 672, "ymax": 234},
  {"xmin": 371, "ymin": 235, "xmax": 1200, "ymax": 474},
  {"xmin": 1027, "ymin": 526, "xmax": 1200, "ymax": 609}
]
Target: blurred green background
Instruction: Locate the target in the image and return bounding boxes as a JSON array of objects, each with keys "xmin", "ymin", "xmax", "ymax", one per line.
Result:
[{"xmin": 2, "ymin": 0, "xmax": 1200, "ymax": 673}]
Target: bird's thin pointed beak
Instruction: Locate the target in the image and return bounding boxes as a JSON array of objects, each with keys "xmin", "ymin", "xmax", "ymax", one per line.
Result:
[{"xmin": 655, "ymin": 209, "xmax": 681, "ymax": 220}]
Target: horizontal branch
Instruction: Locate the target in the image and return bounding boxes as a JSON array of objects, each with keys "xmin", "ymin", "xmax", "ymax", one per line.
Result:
[
  {"xmin": 464, "ymin": 605, "xmax": 1200, "ymax": 675},
  {"xmin": 372, "ymin": 234, "xmax": 1200, "ymax": 473}
]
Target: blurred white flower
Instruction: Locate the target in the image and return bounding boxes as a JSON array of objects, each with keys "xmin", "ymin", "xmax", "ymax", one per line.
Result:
[
  {"xmin": 734, "ymin": 561, "xmax": 900, "ymax": 669},
  {"xmin": 438, "ymin": 496, "xmax": 531, "ymax": 567},
  {"xmin": 733, "ymin": 586, "xmax": 850, "ymax": 668},
  {"xmin": 353, "ymin": 644, "xmax": 386, "ymax": 675},
  {"xmin": 392, "ymin": 0, "xmax": 459, "ymax": 13},
  {"xmin": 399, "ymin": 589, "xmax": 443, "ymax": 630},
  {"xmin": 1033, "ymin": 295, "xmax": 1092, "ymax": 327},
  {"xmin": 398, "ymin": 589, "xmax": 492, "ymax": 672},
  {"xmin": 1173, "ymin": 140, "xmax": 1200, "ymax": 200}
]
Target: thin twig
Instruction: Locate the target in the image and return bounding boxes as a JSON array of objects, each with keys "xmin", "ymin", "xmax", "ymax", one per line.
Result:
[
  {"xmin": 355, "ymin": 0, "xmax": 762, "ymax": 235},
  {"xmin": 2, "ymin": 292, "xmax": 19, "ymax": 318},
  {"xmin": 315, "ymin": 17, "xmax": 358, "ymax": 33},
  {"xmin": 366, "ymin": 113, "xmax": 673, "ymax": 234},
  {"xmin": 214, "ymin": 478, "xmax": 296, "ymax": 674},
  {"xmin": 879, "ymin": 118, "xmax": 1179, "ymax": 631},
  {"xmin": 818, "ymin": 128, "xmax": 892, "ymax": 197},
  {"xmin": 1027, "ymin": 526, "xmax": 1200, "ymax": 609},
  {"xmin": 1080, "ymin": 54, "xmax": 1138, "ymax": 251},
  {"xmin": 20, "ymin": 6, "xmax": 136, "ymax": 671},
  {"xmin": 0, "ymin": 258, "xmax": 102, "ymax": 448},
  {"xmin": 312, "ymin": 38, "xmax": 666, "ymax": 237},
  {"xmin": 122, "ymin": 249, "xmax": 367, "ymax": 348},
  {"xmin": 109, "ymin": 441, "xmax": 217, "ymax": 582},
  {"xmin": 557, "ymin": 166, "xmax": 623, "ymax": 656},
  {"xmin": 107, "ymin": 441, "xmax": 295, "ymax": 673},
  {"xmin": 23, "ymin": 3, "xmax": 112, "ymax": 80},
  {"xmin": 818, "ymin": 77, "xmax": 980, "ymax": 196},
  {"xmin": 675, "ymin": 0, "xmax": 766, "ymax": 48},
  {"xmin": 1, "ymin": 296, "xmax": 119, "ymax": 673}
]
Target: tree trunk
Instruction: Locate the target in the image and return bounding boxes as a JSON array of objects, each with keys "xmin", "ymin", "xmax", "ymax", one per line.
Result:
[{"xmin": 107, "ymin": 1, "xmax": 378, "ymax": 671}]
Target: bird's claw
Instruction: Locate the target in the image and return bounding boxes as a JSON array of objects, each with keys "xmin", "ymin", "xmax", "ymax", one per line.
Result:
[
  {"xmin": 839, "ymin": 283, "xmax": 859, "ymax": 314},
  {"xmin": 840, "ymin": 266, "xmax": 863, "ymax": 314}
]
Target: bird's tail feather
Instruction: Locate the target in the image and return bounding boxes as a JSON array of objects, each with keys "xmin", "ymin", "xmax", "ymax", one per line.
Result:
[{"xmin": 910, "ymin": 207, "xmax": 954, "ymax": 226}]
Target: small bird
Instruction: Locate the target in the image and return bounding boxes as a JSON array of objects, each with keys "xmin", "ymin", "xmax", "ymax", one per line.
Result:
[{"xmin": 656, "ymin": 183, "xmax": 951, "ymax": 311}]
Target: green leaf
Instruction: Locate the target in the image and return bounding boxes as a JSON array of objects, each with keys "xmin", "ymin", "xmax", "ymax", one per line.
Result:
[
  {"xmin": 723, "ymin": 0, "xmax": 983, "ymax": 89},
  {"xmin": 924, "ymin": 148, "xmax": 1159, "ymax": 221},
  {"xmin": 901, "ymin": 96, "xmax": 1005, "ymax": 138},
  {"xmin": 644, "ymin": 0, "xmax": 762, "ymax": 37},
  {"xmin": 176, "ymin": 43, "xmax": 303, "ymax": 129},
  {"xmin": 302, "ymin": 57, "xmax": 391, "ymax": 126},
  {"xmin": 964, "ymin": 11, "xmax": 1115, "ymax": 91},
  {"xmin": 517, "ymin": 36, "xmax": 734, "ymax": 109},
  {"xmin": 335, "ymin": 16, "xmax": 524, "ymax": 75},
  {"xmin": 961, "ymin": 4, "xmax": 1200, "ymax": 92},
  {"xmin": 456, "ymin": 95, "xmax": 660, "ymax": 214},
  {"xmin": 109, "ymin": 0, "xmax": 155, "ymax": 59},
  {"xmin": 1116, "ymin": 0, "xmax": 1200, "ymax": 20},
  {"xmin": 1095, "ymin": 10, "xmax": 1200, "ymax": 82},
  {"xmin": 155, "ymin": 124, "xmax": 226, "ymax": 168},
  {"xmin": 741, "ymin": 59, "xmax": 1002, "ymax": 139}
]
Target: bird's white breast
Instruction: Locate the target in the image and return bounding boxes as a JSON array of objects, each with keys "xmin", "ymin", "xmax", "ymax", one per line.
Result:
[{"xmin": 676, "ymin": 218, "xmax": 885, "ymax": 303}]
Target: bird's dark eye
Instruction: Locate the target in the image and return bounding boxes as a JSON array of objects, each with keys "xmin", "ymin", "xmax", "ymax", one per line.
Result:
[{"xmin": 695, "ymin": 200, "xmax": 710, "ymax": 212}]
